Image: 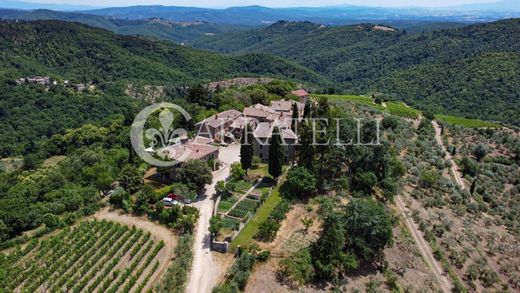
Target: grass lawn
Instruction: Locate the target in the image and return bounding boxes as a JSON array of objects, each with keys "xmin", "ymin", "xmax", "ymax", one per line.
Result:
[
  {"xmin": 231, "ymin": 187, "xmax": 281, "ymax": 248},
  {"xmin": 436, "ymin": 115, "xmax": 502, "ymax": 128},
  {"xmin": 248, "ymin": 163, "xmax": 269, "ymax": 178},
  {"xmin": 233, "ymin": 180, "xmax": 253, "ymax": 193}
]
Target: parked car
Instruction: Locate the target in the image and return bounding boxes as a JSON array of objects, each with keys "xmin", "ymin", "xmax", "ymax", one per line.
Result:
[{"xmin": 161, "ymin": 197, "xmax": 178, "ymax": 207}]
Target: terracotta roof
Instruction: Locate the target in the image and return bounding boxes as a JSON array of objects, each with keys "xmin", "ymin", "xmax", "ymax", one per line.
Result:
[
  {"xmin": 243, "ymin": 104, "xmax": 274, "ymax": 118},
  {"xmin": 199, "ymin": 109, "xmax": 243, "ymax": 128},
  {"xmin": 161, "ymin": 142, "xmax": 219, "ymax": 162},
  {"xmin": 190, "ymin": 136, "xmax": 214, "ymax": 144},
  {"xmin": 230, "ymin": 117, "xmax": 255, "ymax": 130},
  {"xmin": 270, "ymin": 100, "xmax": 303, "ymax": 113},
  {"xmin": 291, "ymin": 89, "xmax": 309, "ymax": 97}
]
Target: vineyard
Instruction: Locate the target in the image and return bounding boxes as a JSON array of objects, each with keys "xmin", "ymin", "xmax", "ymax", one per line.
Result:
[{"xmin": 1, "ymin": 220, "xmax": 166, "ymax": 293}]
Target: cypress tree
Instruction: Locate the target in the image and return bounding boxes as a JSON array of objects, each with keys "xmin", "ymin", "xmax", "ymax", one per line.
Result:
[
  {"xmin": 268, "ymin": 126, "xmax": 284, "ymax": 180},
  {"xmin": 291, "ymin": 102, "xmax": 299, "ymax": 131},
  {"xmin": 240, "ymin": 123, "xmax": 254, "ymax": 174},
  {"xmin": 297, "ymin": 122, "xmax": 315, "ymax": 171},
  {"xmin": 303, "ymin": 99, "xmax": 312, "ymax": 118}
]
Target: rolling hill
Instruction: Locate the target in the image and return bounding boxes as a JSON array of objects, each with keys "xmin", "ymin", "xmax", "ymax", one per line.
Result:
[
  {"xmin": 85, "ymin": 4, "xmax": 517, "ymax": 25},
  {"xmin": 192, "ymin": 19, "xmax": 520, "ymax": 126},
  {"xmin": 0, "ymin": 9, "xmax": 248, "ymax": 44},
  {"xmin": 0, "ymin": 20, "xmax": 326, "ymax": 85}
]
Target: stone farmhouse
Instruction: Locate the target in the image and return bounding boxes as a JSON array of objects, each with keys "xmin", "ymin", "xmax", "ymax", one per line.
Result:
[{"xmin": 195, "ymin": 99, "xmax": 304, "ymax": 162}]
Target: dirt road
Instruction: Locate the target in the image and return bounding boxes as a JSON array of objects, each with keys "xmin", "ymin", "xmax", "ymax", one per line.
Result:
[
  {"xmin": 395, "ymin": 195, "xmax": 452, "ymax": 293},
  {"xmin": 186, "ymin": 144, "xmax": 240, "ymax": 293},
  {"xmin": 432, "ymin": 120, "xmax": 466, "ymax": 189}
]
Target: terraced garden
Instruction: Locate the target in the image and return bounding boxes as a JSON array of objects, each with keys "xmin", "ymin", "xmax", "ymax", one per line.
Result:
[
  {"xmin": 1, "ymin": 219, "xmax": 165, "ymax": 292},
  {"xmin": 227, "ymin": 198, "xmax": 261, "ymax": 220}
]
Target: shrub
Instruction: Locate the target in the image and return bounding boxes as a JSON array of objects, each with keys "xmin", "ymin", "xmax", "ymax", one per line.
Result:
[
  {"xmin": 279, "ymin": 248, "xmax": 314, "ymax": 285},
  {"xmin": 285, "ymin": 166, "xmax": 317, "ymax": 197},
  {"xmin": 254, "ymin": 219, "xmax": 281, "ymax": 242}
]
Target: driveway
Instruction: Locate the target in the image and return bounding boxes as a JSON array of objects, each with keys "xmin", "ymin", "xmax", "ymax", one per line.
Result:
[{"xmin": 186, "ymin": 144, "xmax": 240, "ymax": 293}]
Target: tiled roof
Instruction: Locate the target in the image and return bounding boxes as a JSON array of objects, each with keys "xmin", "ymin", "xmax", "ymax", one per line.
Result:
[
  {"xmin": 291, "ymin": 89, "xmax": 309, "ymax": 97},
  {"xmin": 199, "ymin": 109, "xmax": 243, "ymax": 128},
  {"xmin": 230, "ymin": 117, "xmax": 255, "ymax": 130},
  {"xmin": 161, "ymin": 142, "xmax": 219, "ymax": 162},
  {"xmin": 253, "ymin": 122, "xmax": 297, "ymax": 141},
  {"xmin": 270, "ymin": 100, "xmax": 303, "ymax": 113},
  {"xmin": 243, "ymin": 104, "xmax": 274, "ymax": 118}
]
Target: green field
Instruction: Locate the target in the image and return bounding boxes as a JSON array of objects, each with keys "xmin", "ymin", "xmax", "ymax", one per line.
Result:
[
  {"xmin": 315, "ymin": 94, "xmax": 503, "ymax": 127},
  {"xmin": 435, "ymin": 115, "xmax": 502, "ymax": 128},
  {"xmin": 315, "ymin": 94, "xmax": 419, "ymax": 118}
]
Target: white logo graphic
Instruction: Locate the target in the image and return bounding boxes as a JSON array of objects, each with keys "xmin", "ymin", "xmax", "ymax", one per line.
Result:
[{"xmin": 131, "ymin": 103, "xmax": 191, "ymax": 167}]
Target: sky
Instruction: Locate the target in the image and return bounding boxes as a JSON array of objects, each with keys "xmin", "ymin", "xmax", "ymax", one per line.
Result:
[{"xmin": 25, "ymin": 0, "xmax": 499, "ymax": 9}]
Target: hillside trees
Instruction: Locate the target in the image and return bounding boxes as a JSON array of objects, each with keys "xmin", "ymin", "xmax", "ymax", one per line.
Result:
[
  {"xmin": 344, "ymin": 198, "xmax": 393, "ymax": 263},
  {"xmin": 312, "ymin": 214, "xmax": 358, "ymax": 281}
]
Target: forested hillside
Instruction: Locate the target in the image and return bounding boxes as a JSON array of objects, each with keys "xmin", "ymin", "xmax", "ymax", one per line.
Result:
[
  {"xmin": 193, "ymin": 19, "xmax": 520, "ymax": 125},
  {"xmin": 0, "ymin": 9, "xmax": 247, "ymax": 43},
  {"xmin": 0, "ymin": 20, "xmax": 325, "ymax": 85},
  {"xmin": 0, "ymin": 20, "xmax": 327, "ymax": 156}
]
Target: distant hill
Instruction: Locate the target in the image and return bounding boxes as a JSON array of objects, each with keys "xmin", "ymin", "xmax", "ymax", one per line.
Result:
[
  {"xmin": 85, "ymin": 4, "xmax": 514, "ymax": 25},
  {"xmin": 449, "ymin": 0, "xmax": 520, "ymax": 12},
  {"xmin": 193, "ymin": 19, "xmax": 520, "ymax": 125},
  {"xmin": 0, "ymin": 0, "xmax": 97, "ymax": 11},
  {"xmin": 0, "ymin": 20, "xmax": 326, "ymax": 85},
  {"xmin": 0, "ymin": 9, "xmax": 248, "ymax": 44}
]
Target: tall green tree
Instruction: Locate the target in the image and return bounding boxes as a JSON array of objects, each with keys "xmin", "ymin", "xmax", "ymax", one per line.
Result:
[
  {"xmin": 313, "ymin": 214, "xmax": 358, "ymax": 281},
  {"xmin": 176, "ymin": 159, "xmax": 212, "ymax": 190},
  {"xmin": 344, "ymin": 199, "xmax": 393, "ymax": 263},
  {"xmin": 240, "ymin": 124, "xmax": 254, "ymax": 174},
  {"xmin": 291, "ymin": 102, "xmax": 299, "ymax": 131},
  {"xmin": 303, "ymin": 100, "xmax": 312, "ymax": 119},
  {"xmin": 286, "ymin": 166, "xmax": 317, "ymax": 196},
  {"xmin": 297, "ymin": 122, "xmax": 315, "ymax": 171},
  {"xmin": 268, "ymin": 126, "xmax": 284, "ymax": 180}
]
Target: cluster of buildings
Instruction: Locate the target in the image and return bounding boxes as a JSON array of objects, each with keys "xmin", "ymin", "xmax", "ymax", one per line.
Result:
[
  {"xmin": 159, "ymin": 89, "xmax": 309, "ymax": 172},
  {"xmin": 15, "ymin": 76, "xmax": 94, "ymax": 92},
  {"xmin": 16, "ymin": 76, "xmax": 56, "ymax": 86}
]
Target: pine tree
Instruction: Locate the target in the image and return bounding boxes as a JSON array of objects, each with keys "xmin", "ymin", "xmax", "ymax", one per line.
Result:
[
  {"xmin": 268, "ymin": 126, "xmax": 284, "ymax": 180},
  {"xmin": 240, "ymin": 123, "xmax": 254, "ymax": 174}
]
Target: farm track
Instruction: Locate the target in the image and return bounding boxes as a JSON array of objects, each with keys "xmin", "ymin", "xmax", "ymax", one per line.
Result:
[
  {"xmin": 395, "ymin": 195, "xmax": 453, "ymax": 293},
  {"xmin": 432, "ymin": 120, "xmax": 466, "ymax": 189}
]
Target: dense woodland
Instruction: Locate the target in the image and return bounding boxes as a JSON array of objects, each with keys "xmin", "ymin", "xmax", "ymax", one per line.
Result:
[
  {"xmin": 193, "ymin": 19, "xmax": 520, "ymax": 126},
  {"xmin": 0, "ymin": 20, "xmax": 325, "ymax": 85}
]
